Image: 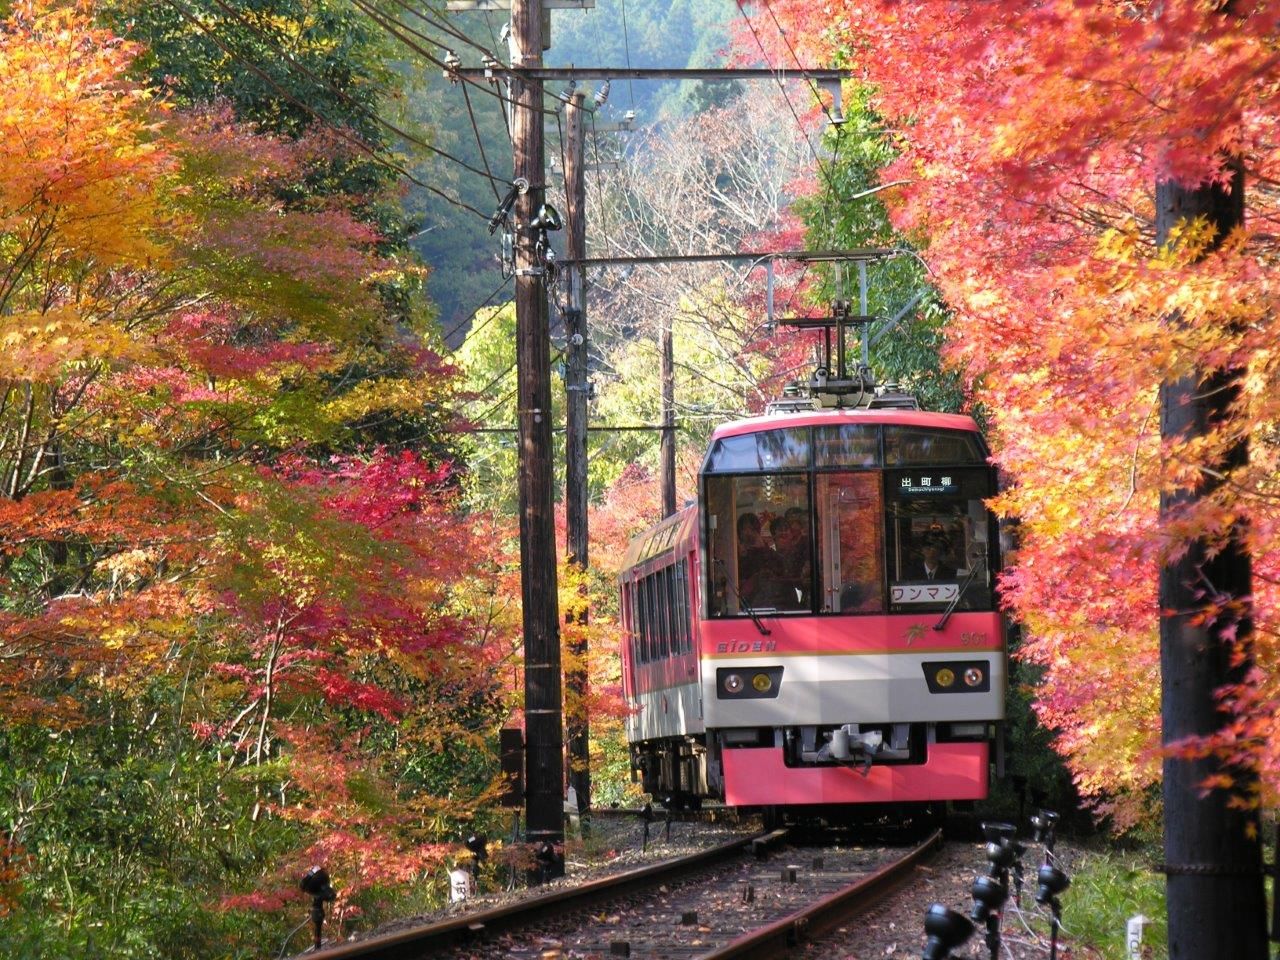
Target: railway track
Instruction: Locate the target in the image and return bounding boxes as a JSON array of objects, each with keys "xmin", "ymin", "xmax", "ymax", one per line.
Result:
[{"xmin": 300, "ymin": 828, "xmax": 940, "ymax": 960}]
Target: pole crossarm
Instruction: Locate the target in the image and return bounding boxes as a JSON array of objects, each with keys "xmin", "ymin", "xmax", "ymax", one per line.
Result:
[
  {"xmin": 456, "ymin": 66, "xmax": 853, "ymax": 82},
  {"xmin": 560, "ymin": 248, "xmax": 900, "ymax": 268}
]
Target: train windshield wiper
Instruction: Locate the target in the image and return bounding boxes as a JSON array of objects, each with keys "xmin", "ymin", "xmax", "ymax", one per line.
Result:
[
  {"xmin": 715, "ymin": 558, "xmax": 771, "ymax": 636},
  {"xmin": 933, "ymin": 555, "xmax": 987, "ymax": 632}
]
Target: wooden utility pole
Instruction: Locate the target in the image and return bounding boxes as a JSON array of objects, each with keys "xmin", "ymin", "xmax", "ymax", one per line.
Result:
[
  {"xmin": 562, "ymin": 89, "xmax": 591, "ymax": 814},
  {"xmin": 512, "ymin": 0, "xmax": 564, "ymax": 879},
  {"xmin": 1157, "ymin": 162, "xmax": 1265, "ymax": 958},
  {"xmin": 660, "ymin": 315, "xmax": 675, "ymax": 517}
]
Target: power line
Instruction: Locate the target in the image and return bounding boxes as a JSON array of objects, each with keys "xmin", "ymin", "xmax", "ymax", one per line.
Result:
[
  {"xmin": 350, "ymin": 0, "xmax": 557, "ymax": 118},
  {"xmin": 461, "ymin": 80, "xmax": 507, "ymax": 201},
  {"xmin": 441, "ymin": 273, "xmax": 514, "ymax": 344},
  {"xmin": 201, "ymin": 0, "xmax": 506, "ymax": 188},
  {"xmin": 381, "ymin": 0, "xmax": 499, "ymax": 60},
  {"xmin": 159, "ymin": 0, "xmax": 490, "ymax": 221},
  {"xmin": 588, "ymin": 110, "xmax": 617, "ymax": 264}
]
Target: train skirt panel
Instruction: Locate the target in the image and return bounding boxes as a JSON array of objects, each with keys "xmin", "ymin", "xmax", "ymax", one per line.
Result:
[{"xmin": 720, "ymin": 742, "xmax": 990, "ymax": 805}]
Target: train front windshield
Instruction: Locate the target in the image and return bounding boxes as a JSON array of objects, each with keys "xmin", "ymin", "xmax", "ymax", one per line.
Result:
[{"xmin": 703, "ymin": 423, "xmax": 997, "ymax": 616}]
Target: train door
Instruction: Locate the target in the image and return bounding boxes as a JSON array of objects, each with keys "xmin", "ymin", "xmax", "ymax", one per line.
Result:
[{"xmin": 816, "ymin": 472, "xmax": 885, "ymax": 613}]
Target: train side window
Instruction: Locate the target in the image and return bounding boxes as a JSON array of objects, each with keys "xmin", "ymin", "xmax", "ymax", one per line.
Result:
[
  {"xmin": 657, "ymin": 568, "xmax": 672, "ymax": 660},
  {"xmin": 621, "ymin": 582, "xmax": 634, "ymax": 685},
  {"xmin": 645, "ymin": 578, "xmax": 655, "ymax": 660},
  {"xmin": 638, "ymin": 576, "xmax": 652, "ymax": 662},
  {"xmin": 675, "ymin": 559, "xmax": 691, "ymax": 653},
  {"xmin": 815, "ymin": 472, "xmax": 885, "ymax": 614},
  {"xmin": 670, "ymin": 568, "xmax": 680, "ymax": 660},
  {"xmin": 704, "ymin": 478, "xmax": 734, "ymax": 616}
]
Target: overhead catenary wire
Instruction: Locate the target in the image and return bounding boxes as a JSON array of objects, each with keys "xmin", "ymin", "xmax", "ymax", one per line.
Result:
[
  {"xmin": 735, "ymin": 3, "xmax": 840, "ymax": 197},
  {"xmin": 618, "ymin": 0, "xmax": 637, "ymax": 112},
  {"xmin": 159, "ymin": 0, "xmax": 491, "ymax": 221},
  {"xmin": 757, "ymin": 1, "xmax": 849, "ymax": 203},
  {"xmin": 758, "ymin": 1, "xmax": 842, "ymax": 128},
  {"xmin": 200, "ymin": 0, "xmax": 507, "ymax": 189}
]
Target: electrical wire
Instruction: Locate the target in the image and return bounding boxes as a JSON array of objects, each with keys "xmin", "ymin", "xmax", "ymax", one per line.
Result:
[
  {"xmin": 480, "ymin": 7, "xmax": 516, "ymax": 139},
  {"xmin": 160, "ymin": 0, "xmax": 491, "ymax": 221},
  {"xmin": 759, "ymin": 2, "xmax": 840, "ymax": 128},
  {"xmin": 467, "ymin": 347, "xmax": 566, "ymax": 427},
  {"xmin": 736, "ymin": 3, "xmax": 839, "ymax": 196},
  {"xmin": 618, "ymin": 0, "xmax": 637, "ymax": 113},
  {"xmin": 381, "ymin": 0, "xmax": 499, "ymax": 60},
  {"xmin": 351, "ymin": 0, "xmax": 557, "ymax": 118},
  {"xmin": 461, "ymin": 80, "xmax": 506, "ymax": 201},
  {"xmin": 588, "ymin": 110, "xmax": 618, "ymax": 263},
  {"xmin": 758, "ymin": 1, "xmax": 849, "ymax": 192},
  {"xmin": 201, "ymin": 0, "xmax": 506, "ymax": 188},
  {"xmin": 441, "ymin": 273, "xmax": 514, "ymax": 344}
]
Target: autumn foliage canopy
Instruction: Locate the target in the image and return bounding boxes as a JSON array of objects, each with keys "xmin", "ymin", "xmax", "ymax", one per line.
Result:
[{"xmin": 0, "ymin": 0, "xmax": 525, "ymax": 939}]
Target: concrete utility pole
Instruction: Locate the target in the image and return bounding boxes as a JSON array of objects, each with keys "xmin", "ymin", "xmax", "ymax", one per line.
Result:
[
  {"xmin": 1157, "ymin": 161, "xmax": 1266, "ymax": 958},
  {"xmin": 562, "ymin": 88, "xmax": 590, "ymax": 814},
  {"xmin": 511, "ymin": 0, "xmax": 564, "ymax": 879}
]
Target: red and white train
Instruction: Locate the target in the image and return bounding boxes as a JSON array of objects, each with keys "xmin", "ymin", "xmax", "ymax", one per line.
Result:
[{"xmin": 619, "ymin": 376, "xmax": 1006, "ymax": 823}]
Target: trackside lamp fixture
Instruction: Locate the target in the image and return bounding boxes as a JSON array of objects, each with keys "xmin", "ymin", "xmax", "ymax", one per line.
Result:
[
  {"xmin": 299, "ymin": 866, "xmax": 336, "ymax": 951},
  {"xmin": 922, "ymin": 903, "xmax": 975, "ymax": 960},
  {"xmin": 530, "ymin": 203, "xmax": 563, "ymax": 232}
]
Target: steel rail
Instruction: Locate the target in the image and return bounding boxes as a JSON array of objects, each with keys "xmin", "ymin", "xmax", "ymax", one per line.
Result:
[
  {"xmin": 704, "ymin": 828, "xmax": 943, "ymax": 959},
  {"xmin": 302, "ymin": 830, "xmax": 783, "ymax": 960}
]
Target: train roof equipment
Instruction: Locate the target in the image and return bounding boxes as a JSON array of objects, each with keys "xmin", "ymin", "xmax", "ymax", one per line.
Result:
[{"xmin": 768, "ymin": 301, "xmax": 919, "ymax": 414}]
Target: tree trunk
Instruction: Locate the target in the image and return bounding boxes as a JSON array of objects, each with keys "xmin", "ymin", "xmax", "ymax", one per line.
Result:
[{"xmin": 1157, "ymin": 165, "xmax": 1266, "ymax": 960}]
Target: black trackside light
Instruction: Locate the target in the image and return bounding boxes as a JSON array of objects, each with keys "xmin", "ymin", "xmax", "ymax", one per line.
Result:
[
  {"xmin": 981, "ymin": 821, "xmax": 1016, "ymax": 844},
  {"xmin": 984, "ymin": 840, "xmax": 1016, "ymax": 873},
  {"xmin": 1031, "ymin": 809, "xmax": 1060, "ymax": 845},
  {"xmin": 1036, "ymin": 862, "xmax": 1070, "ymax": 904},
  {"xmin": 922, "ymin": 903, "xmax": 974, "ymax": 960},
  {"xmin": 1036, "ymin": 861, "xmax": 1070, "ymax": 960},
  {"xmin": 299, "ymin": 865, "xmax": 334, "ymax": 898},
  {"xmin": 465, "ymin": 833, "xmax": 488, "ymax": 863},
  {"xmin": 970, "ymin": 874, "xmax": 1008, "ymax": 922},
  {"xmin": 299, "ymin": 866, "xmax": 336, "ymax": 951}
]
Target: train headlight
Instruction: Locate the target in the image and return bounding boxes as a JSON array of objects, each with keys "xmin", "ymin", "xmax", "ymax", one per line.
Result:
[
  {"xmin": 922, "ymin": 660, "xmax": 991, "ymax": 694},
  {"xmin": 716, "ymin": 666, "xmax": 783, "ymax": 699}
]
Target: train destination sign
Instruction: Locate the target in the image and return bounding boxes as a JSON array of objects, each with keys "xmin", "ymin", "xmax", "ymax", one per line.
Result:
[{"xmin": 899, "ymin": 475, "xmax": 957, "ymax": 495}]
